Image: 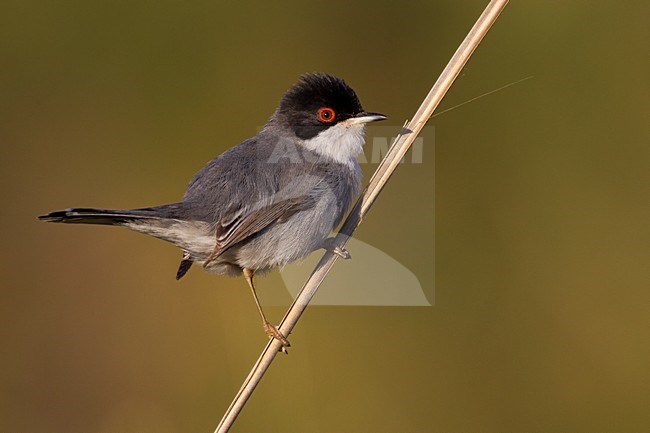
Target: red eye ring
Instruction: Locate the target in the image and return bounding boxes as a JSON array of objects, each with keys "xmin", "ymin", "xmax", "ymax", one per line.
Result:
[{"xmin": 317, "ymin": 107, "xmax": 336, "ymax": 123}]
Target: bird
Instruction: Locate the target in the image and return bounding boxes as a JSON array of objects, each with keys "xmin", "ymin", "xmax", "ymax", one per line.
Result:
[{"xmin": 39, "ymin": 73, "xmax": 386, "ymax": 349}]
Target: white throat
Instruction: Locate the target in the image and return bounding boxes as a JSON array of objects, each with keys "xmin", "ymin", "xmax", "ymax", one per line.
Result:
[{"xmin": 301, "ymin": 121, "xmax": 366, "ymax": 168}]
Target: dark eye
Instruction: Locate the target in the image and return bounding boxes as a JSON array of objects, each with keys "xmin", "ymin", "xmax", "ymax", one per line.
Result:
[{"xmin": 317, "ymin": 107, "xmax": 336, "ymax": 123}]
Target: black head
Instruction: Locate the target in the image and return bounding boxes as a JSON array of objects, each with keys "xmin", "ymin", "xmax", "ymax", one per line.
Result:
[{"xmin": 273, "ymin": 73, "xmax": 384, "ymax": 140}]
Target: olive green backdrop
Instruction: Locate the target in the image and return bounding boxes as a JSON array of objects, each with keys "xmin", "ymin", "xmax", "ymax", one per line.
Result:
[{"xmin": 1, "ymin": 1, "xmax": 648, "ymax": 432}]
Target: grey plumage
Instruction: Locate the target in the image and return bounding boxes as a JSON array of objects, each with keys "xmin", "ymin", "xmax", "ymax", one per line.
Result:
[
  {"xmin": 40, "ymin": 135, "xmax": 360, "ymax": 277},
  {"xmin": 178, "ymin": 129, "xmax": 362, "ymax": 276},
  {"xmin": 39, "ymin": 73, "xmax": 384, "ymax": 281}
]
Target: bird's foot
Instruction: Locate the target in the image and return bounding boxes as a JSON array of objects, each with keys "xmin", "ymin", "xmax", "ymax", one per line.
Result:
[
  {"xmin": 263, "ymin": 321, "xmax": 291, "ymax": 353},
  {"xmin": 322, "ymin": 237, "xmax": 351, "ymax": 260}
]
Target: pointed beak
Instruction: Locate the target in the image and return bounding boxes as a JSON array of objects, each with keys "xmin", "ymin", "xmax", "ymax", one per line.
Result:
[{"xmin": 349, "ymin": 111, "xmax": 387, "ymax": 125}]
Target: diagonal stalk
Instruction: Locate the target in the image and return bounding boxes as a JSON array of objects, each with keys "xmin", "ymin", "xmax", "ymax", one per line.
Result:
[{"xmin": 214, "ymin": 1, "xmax": 510, "ymax": 431}]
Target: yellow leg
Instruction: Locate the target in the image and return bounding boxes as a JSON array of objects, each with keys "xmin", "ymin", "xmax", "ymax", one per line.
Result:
[{"xmin": 243, "ymin": 268, "xmax": 290, "ymax": 349}]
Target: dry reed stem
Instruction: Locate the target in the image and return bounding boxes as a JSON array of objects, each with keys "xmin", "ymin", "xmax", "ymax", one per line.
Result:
[{"xmin": 214, "ymin": 1, "xmax": 509, "ymax": 431}]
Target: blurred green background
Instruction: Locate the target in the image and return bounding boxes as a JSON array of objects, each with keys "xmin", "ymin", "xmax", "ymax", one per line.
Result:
[{"xmin": 1, "ymin": 1, "xmax": 649, "ymax": 432}]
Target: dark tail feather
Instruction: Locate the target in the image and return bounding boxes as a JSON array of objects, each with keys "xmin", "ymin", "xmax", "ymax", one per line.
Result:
[
  {"xmin": 176, "ymin": 251, "xmax": 193, "ymax": 280},
  {"xmin": 38, "ymin": 205, "xmax": 181, "ymax": 226},
  {"xmin": 38, "ymin": 204, "xmax": 208, "ymax": 265}
]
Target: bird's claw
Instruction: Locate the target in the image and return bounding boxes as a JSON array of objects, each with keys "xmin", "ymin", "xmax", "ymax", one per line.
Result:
[
  {"xmin": 332, "ymin": 245, "xmax": 351, "ymax": 260},
  {"xmin": 264, "ymin": 321, "xmax": 290, "ymax": 353},
  {"xmin": 322, "ymin": 237, "xmax": 351, "ymax": 260}
]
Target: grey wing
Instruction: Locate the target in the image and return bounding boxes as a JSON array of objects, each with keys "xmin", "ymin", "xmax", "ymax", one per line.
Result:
[{"xmin": 203, "ymin": 195, "xmax": 314, "ymax": 267}]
